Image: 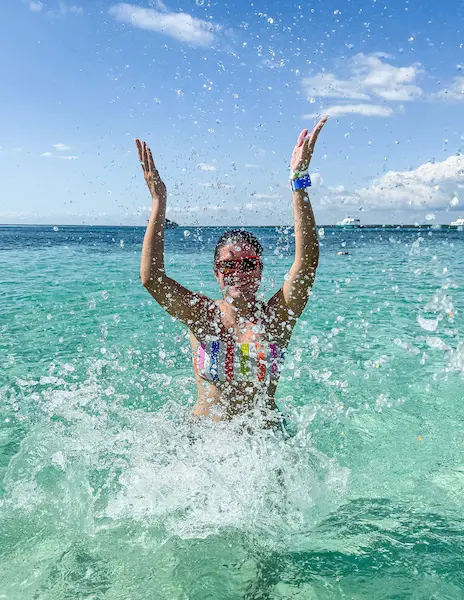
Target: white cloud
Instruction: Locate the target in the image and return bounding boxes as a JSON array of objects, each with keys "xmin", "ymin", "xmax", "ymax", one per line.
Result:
[
  {"xmin": 357, "ymin": 54, "xmax": 423, "ymax": 101},
  {"xmin": 434, "ymin": 77, "xmax": 464, "ymax": 102},
  {"xmin": 41, "ymin": 151, "xmax": 52, "ymax": 157},
  {"xmin": 303, "ymin": 72, "xmax": 370, "ymax": 100},
  {"xmin": 42, "ymin": 2, "xmax": 83, "ymax": 17},
  {"xmin": 29, "ymin": 1, "xmax": 44, "ymax": 11},
  {"xmin": 245, "ymin": 201, "xmax": 273, "ymax": 211},
  {"xmin": 169, "ymin": 204, "xmax": 224, "ymax": 216},
  {"xmin": 198, "ymin": 163, "xmax": 216, "ymax": 171},
  {"xmin": 305, "ymin": 104, "xmax": 393, "ymax": 118},
  {"xmin": 53, "ymin": 143, "xmax": 71, "ymax": 151},
  {"xmin": 245, "ymin": 164, "xmax": 259, "ymax": 169},
  {"xmin": 318, "ymin": 155, "xmax": 464, "ymax": 210},
  {"xmin": 302, "ymin": 53, "xmax": 424, "ymax": 117},
  {"xmin": 198, "ymin": 181, "xmax": 234, "ymax": 189},
  {"xmin": 57, "ymin": 155, "xmax": 79, "ymax": 160},
  {"xmin": 155, "ymin": 0, "xmax": 167, "ymax": 11},
  {"xmin": 109, "ymin": 3, "xmax": 218, "ymax": 46},
  {"xmin": 249, "ymin": 193, "xmax": 282, "ymax": 199}
]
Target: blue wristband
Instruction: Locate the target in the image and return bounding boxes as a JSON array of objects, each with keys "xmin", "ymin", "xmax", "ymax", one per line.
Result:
[{"xmin": 290, "ymin": 173, "xmax": 312, "ymax": 191}]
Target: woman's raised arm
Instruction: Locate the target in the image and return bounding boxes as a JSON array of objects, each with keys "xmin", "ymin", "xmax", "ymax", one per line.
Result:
[
  {"xmin": 137, "ymin": 139, "xmax": 219, "ymax": 333},
  {"xmin": 269, "ymin": 117, "xmax": 328, "ymax": 320}
]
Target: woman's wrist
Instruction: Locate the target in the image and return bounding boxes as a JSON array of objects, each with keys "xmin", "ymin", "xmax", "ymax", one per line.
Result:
[{"xmin": 292, "ymin": 188, "xmax": 310, "ymax": 201}]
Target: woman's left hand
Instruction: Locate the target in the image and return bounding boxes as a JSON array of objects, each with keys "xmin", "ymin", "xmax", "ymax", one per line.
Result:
[{"xmin": 290, "ymin": 116, "xmax": 328, "ymax": 174}]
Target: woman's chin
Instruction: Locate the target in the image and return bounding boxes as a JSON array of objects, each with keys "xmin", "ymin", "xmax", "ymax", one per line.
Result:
[{"xmin": 225, "ymin": 284, "xmax": 258, "ymax": 299}]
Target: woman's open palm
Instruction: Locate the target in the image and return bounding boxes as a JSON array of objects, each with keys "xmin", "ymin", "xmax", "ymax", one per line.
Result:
[
  {"xmin": 290, "ymin": 116, "xmax": 328, "ymax": 174},
  {"xmin": 135, "ymin": 139, "xmax": 166, "ymax": 200}
]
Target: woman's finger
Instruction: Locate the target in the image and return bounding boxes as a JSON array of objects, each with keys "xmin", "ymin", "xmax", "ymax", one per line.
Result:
[
  {"xmin": 296, "ymin": 128, "xmax": 309, "ymax": 148},
  {"xmin": 302, "ymin": 137, "xmax": 310, "ymax": 160},
  {"xmin": 308, "ymin": 116, "xmax": 329, "ymax": 156},
  {"xmin": 147, "ymin": 147, "xmax": 156, "ymax": 175},
  {"xmin": 142, "ymin": 142, "xmax": 150, "ymax": 172},
  {"xmin": 135, "ymin": 138, "xmax": 144, "ymax": 169}
]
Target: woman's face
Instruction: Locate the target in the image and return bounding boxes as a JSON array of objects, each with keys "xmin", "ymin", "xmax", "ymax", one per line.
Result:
[{"xmin": 214, "ymin": 242, "xmax": 263, "ymax": 300}]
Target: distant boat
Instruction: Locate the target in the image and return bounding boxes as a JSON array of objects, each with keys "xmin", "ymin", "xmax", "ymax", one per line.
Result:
[
  {"xmin": 336, "ymin": 216, "xmax": 361, "ymax": 228},
  {"xmin": 165, "ymin": 218, "xmax": 178, "ymax": 228},
  {"xmin": 450, "ymin": 217, "xmax": 464, "ymax": 227}
]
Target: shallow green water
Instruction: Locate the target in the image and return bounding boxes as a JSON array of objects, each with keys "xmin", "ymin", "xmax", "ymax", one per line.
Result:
[{"xmin": 1, "ymin": 225, "xmax": 464, "ymax": 599}]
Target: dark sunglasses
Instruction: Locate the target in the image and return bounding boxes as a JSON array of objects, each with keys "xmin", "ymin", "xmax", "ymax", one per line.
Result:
[{"xmin": 215, "ymin": 255, "xmax": 262, "ymax": 275}]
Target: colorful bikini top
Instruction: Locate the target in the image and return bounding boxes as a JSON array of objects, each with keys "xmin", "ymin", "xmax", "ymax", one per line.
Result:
[{"xmin": 193, "ymin": 339, "xmax": 286, "ymax": 383}]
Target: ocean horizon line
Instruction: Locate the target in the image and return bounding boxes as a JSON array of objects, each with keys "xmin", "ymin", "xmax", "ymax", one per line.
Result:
[{"xmin": 1, "ymin": 223, "xmax": 462, "ymax": 230}]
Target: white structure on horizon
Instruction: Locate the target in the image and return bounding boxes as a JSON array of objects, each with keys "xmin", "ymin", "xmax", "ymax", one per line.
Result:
[
  {"xmin": 450, "ymin": 217, "xmax": 464, "ymax": 227},
  {"xmin": 336, "ymin": 216, "xmax": 361, "ymax": 228}
]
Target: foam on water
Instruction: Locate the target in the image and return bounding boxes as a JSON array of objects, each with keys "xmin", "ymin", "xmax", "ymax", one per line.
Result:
[{"xmin": 1, "ymin": 360, "xmax": 349, "ymax": 549}]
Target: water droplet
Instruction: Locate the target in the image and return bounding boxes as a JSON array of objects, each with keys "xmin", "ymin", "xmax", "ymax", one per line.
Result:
[{"xmin": 196, "ymin": 0, "xmax": 204, "ymax": 6}]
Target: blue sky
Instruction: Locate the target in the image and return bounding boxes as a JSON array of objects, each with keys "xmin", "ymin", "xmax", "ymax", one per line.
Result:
[{"xmin": 1, "ymin": 0, "xmax": 463, "ymax": 225}]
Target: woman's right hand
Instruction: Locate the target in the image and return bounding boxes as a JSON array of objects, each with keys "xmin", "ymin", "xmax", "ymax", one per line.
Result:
[{"xmin": 135, "ymin": 139, "xmax": 167, "ymax": 201}]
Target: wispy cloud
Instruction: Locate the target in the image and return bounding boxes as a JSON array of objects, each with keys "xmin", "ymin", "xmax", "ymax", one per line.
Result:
[
  {"xmin": 41, "ymin": 143, "xmax": 77, "ymax": 159},
  {"xmin": 249, "ymin": 193, "xmax": 282, "ymax": 200},
  {"xmin": 198, "ymin": 163, "xmax": 216, "ymax": 171},
  {"xmin": 302, "ymin": 53, "xmax": 424, "ymax": 118},
  {"xmin": 303, "ymin": 53, "xmax": 424, "ymax": 103},
  {"xmin": 305, "ymin": 104, "xmax": 394, "ymax": 118},
  {"xmin": 53, "ymin": 143, "xmax": 71, "ymax": 151},
  {"xmin": 303, "ymin": 72, "xmax": 370, "ymax": 101},
  {"xmin": 109, "ymin": 3, "xmax": 219, "ymax": 46},
  {"xmin": 38, "ymin": 2, "xmax": 83, "ymax": 17},
  {"xmin": 433, "ymin": 77, "xmax": 464, "ymax": 102},
  {"xmin": 245, "ymin": 164, "xmax": 259, "ymax": 169},
  {"xmin": 245, "ymin": 201, "xmax": 274, "ymax": 211},
  {"xmin": 29, "ymin": 1, "xmax": 44, "ymax": 11},
  {"xmin": 198, "ymin": 181, "xmax": 234, "ymax": 189}
]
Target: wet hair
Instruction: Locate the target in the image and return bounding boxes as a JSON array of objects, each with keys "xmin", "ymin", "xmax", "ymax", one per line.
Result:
[{"xmin": 214, "ymin": 229, "xmax": 263, "ymax": 263}]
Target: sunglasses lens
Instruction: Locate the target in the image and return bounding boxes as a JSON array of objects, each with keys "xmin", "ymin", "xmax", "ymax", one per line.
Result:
[
  {"xmin": 218, "ymin": 260, "xmax": 235, "ymax": 274},
  {"xmin": 242, "ymin": 258, "xmax": 259, "ymax": 271},
  {"xmin": 216, "ymin": 257, "xmax": 261, "ymax": 274}
]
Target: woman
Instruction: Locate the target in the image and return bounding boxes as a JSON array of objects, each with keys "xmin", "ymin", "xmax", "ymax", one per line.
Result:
[{"xmin": 137, "ymin": 117, "xmax": 327, "ymax": 426}]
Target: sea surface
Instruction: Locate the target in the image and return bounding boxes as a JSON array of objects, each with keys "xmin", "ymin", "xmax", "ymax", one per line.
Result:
[{"xmin": 1, "ymin": 224, "xmax": 464, "ymax": 599}]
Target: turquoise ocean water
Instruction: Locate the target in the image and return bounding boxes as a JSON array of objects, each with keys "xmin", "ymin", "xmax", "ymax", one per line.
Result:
[{"xmin": 2, "ymin": 224, "xmax": 464, "ymax": 599}]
